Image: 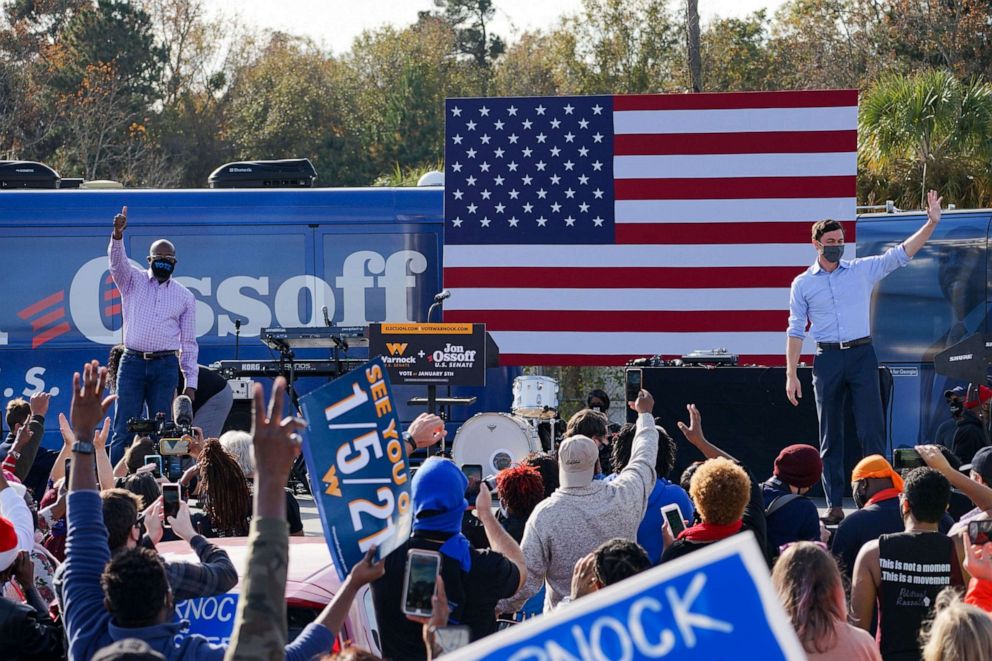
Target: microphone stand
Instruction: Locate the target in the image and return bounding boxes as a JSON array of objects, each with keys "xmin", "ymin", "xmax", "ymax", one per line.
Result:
[
  {"xmin": 322, "ymin": 305, "xmax": 347, "ymax": 378},
  {"xmin": 427, "ymin": 301, "xmax": 443, "ymax": 323},
  {"xmin": 425, "ymin": 297, "xmax": 445, "ymax": 421},
  {"xmin": 234, "ymin": 319, "xmax": 242, "ymax": 359}
]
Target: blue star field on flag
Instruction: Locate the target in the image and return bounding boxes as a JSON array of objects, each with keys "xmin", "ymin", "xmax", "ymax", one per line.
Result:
[{"xmin": 444, "ymin": 96, "xmax": 615, "ymax": 245}]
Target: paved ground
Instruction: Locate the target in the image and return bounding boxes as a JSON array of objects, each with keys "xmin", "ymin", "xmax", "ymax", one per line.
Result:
[{"xmin": 298, "ymin": 493, "xmax": 323, "ymax": 536}]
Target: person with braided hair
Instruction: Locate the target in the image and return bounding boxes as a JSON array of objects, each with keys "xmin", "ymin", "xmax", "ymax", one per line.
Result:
[
  {"xmin": 220, "ymin": 430, "xmax": 304, "ymax": 535},
  {"xmin": 191, "ymin": 439, "xmax": 251, "ymax": 538}
]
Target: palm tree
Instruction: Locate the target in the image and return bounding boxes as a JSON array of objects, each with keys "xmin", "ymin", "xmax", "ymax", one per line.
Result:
[{"xmin": 860, "ymin": 69, "xmax": 992, "ymax": 209}]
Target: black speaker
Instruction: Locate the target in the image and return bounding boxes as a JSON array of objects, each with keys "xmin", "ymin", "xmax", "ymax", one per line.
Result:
[{"xmin": 626, "ymin": 366, "xmax": 892, "ymax": 498}]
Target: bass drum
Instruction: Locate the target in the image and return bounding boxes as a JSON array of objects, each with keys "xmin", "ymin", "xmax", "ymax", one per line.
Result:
[{"xmin": 452, "ymin": 413, "xmax": 540, "ymax": 477}]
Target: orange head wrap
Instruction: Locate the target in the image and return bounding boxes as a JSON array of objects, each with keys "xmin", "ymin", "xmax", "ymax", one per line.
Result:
[{"xmin": 851, "ymin": 454, "xmax": 905, "ymax": 491}]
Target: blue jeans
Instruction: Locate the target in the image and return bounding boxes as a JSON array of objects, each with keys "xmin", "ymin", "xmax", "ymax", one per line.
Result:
[
  {"xmin": 110, "ymin": 353, "xmax": 180, "ymax": 465},
  {"xmin": 813, "ymin": 343, "xmax": 886, "ymax": 508}
]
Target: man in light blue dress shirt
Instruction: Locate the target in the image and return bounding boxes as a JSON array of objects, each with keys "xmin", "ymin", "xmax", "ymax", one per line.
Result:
[{"xmin": 786, "ymin": 190, "xmax": 943, "ymax": 523}]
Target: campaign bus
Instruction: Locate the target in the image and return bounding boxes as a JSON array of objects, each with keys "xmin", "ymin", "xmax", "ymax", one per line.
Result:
[{"xmin": 0, "ymin": 185, "xmax": 517, "ymax": 446}]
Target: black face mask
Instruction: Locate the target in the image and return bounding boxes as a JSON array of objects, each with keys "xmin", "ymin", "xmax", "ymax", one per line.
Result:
[
  {"xmin": 853, "ymin": 482, "xmax": 867, "ymax": 509},
  {"xmin": 150, "ymin": 259, "xmax": 175, "ymax": 281},
  {"xmin": 819, "ymin": 243, "xmax": 844, "ymax": 263}
]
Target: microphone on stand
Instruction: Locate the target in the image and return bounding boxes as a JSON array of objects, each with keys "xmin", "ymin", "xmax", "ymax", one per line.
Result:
[
  {"xmin": 428, "ymin": 290, "xmax": 451, "ymax": 323},
  {"xmin": 234, "ymin": 319, "xmax": 242, "ymax": 359},
  {"xmin": 322, "ymin": 305, "xmax": 332, "ymax": 327},
  {"xmin": 172, "ymin": 394, "xmax": 194, "ymax": 428}
]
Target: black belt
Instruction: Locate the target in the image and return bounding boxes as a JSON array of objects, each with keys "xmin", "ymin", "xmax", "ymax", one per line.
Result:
[
  {"xmin": 816, "ymin": 336, "xmax": 872, "ymax": 351},
  {"xmin": 125, "ymin": 349, "xmax": 178, "ymax": 360}
]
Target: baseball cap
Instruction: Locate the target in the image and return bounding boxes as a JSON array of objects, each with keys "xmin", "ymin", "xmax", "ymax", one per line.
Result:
[
  {"xmin": 558, "ymin": 435, "xmax": 598, "ymax": 488},
  {"xmin": 945, "ymin": 386, "xmax": 967, "ymax": 399},
  {"xmin": 962, "ymin": 446, "xmax": 992, "ymax": 484}
]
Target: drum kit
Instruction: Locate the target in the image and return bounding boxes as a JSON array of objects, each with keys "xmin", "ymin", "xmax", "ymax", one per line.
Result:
[{"xmin": 451, "ymin": 375, "xmax": 560, "ymax": 476}]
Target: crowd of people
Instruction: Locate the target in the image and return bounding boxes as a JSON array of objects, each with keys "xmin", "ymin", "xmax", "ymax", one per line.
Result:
[
  {"xmin": 3, "ymin": 204, "xmax": 992, "ymax": 659},
  {"xmin": 2, "ymin": 361, "xmax": 992, "ymax": 660}
]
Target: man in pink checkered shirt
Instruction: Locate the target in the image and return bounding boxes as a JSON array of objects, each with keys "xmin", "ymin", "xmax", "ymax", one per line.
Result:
[{"xmin": 107, "ymin": 206, "xmax": 198, "ymax": 465}]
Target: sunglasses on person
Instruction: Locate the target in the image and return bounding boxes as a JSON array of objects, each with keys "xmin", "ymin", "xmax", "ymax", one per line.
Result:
[{"xmin": 779, "ymin": 540, "xmax": 828, "ymax": 554}]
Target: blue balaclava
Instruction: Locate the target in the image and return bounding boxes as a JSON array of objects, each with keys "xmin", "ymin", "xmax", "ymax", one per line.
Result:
[{"xmin": 411, "ymin": 457, "xmax": 472, "ymax": 571}]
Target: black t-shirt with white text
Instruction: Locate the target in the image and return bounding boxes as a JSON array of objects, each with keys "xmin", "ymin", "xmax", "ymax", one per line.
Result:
[{"xmin": 877, "ymin": 531, "xmax": 963, "ymax": 661}]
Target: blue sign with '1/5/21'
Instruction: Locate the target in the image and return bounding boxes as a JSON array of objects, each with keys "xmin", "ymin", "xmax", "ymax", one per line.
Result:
[
  {"xmin": 300, "ymin": 357, "xmax": 413, "ymax": 581},
  {"xmin": 445, "ymin": 533, "xmax": 805, "ymax": 661}
]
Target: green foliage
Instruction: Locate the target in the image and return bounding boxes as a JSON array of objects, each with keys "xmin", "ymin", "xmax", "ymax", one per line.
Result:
[
  {"xmin": 546, "ymin": 0, "xmax": 681, "ymax": 94},
  {"xmin": 860, "ymin": 69, "xmax": 992, "ymax": 208},
  {"xmin": 223, "ymin": 34, "xmax": 346, "ymax": 184},
  {"xmin": 336, "ymin": 19, "xmax": 483, "ymax": 184},
  {"xmin": 492, "ymin": 31, "xmax": 560, "ymax": 96},
  {"xmin": 0, "ymin": 0, "xmax": 173, "ymax": 182},
  {"xmin": 3, "ymin": 0, "xmax": 992, "ymax": 201},
  {"xmin": 766, "ymin": 0, "xmax": 868, "ymax": 89},
  {"xmin": 372, "ymin": 162, "xmax": 444, "ymax": 187},
  {"xmin": 420, "ymin": 0, "xmax": 504, "ymax": 70},
  {"xmin": 50, "ymin": 0, "xmax": 165, "ymax": 98},
  {"xmin": 701, "ymin": 12, "xmax": 777, "ymax": 91}
]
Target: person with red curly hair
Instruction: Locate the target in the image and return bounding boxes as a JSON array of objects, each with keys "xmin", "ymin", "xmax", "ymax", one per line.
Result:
[
  {"xmin": 495, "ymin": 465, "xmax": 545, "ymax": 543},
  {"xmin": 493, "ymin": 465, "xmax": 546, "ymax": 620}
]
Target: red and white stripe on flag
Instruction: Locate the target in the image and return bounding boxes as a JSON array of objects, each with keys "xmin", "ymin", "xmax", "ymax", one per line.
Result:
[{"xmin": 442, "ymin": 89, "xmax": 858, "ymax": 366}]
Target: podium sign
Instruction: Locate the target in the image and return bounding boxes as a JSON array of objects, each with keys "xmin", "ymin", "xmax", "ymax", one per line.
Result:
[{"xmin": 368, "ymin": 323, "xmax": 486, "ymax": 387}]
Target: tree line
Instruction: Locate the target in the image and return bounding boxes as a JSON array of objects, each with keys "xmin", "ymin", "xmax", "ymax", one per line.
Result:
[{"xmin": 2, "ymin": 0, "xmax": 992, "ymax": 209}]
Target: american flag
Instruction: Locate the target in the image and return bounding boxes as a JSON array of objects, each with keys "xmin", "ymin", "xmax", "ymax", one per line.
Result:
[{"xmin": 442, "ymin": 90, "xmax": 858, "ymax": 366}]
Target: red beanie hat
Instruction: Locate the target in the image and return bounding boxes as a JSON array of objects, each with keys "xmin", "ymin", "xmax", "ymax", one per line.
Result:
[
  {"xmin": 0, "ymin": 515, "xmax": 19, "ymax": 572},
  {"xmin": 773, "ymin": 444, "xmax": 823, "ymax": 489}
]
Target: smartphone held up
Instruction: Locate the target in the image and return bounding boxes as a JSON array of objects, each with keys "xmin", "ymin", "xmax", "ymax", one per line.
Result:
[
  {"xmin": 661, "ymin": 503, "xmax": 687, "ymax": 537},
  {"xmin": 161, "ymin": 483, "xmax": 182, "ymax": 528},
  {"xmin": 893, "ymin": 448, "xmax": 926, "ymax": 471},
  {"xmin": 461, "ymin": 464, "xmax": 483, "ymax": 506},
  {"xmin": 144, "ymin": 454, "xmax": 164, "ymax": 479},
  {"xmin": 625, "ymin": 369, "xmax": 643, "ymax": 404},
  {"xmin": 402, "ymin": 549, "xmax": 441, "ymax": 618}
]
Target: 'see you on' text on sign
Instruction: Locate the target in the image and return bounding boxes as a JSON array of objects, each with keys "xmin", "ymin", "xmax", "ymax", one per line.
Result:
[{"xmin": 301, "ymin": 357, "xmax": 412, "ymax": 580}]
